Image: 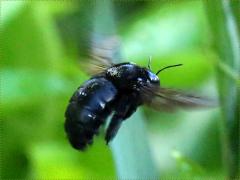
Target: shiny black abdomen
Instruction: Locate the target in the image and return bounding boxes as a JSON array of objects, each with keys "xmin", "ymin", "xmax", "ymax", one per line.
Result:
[{"xmin": 65, "ymin": 76, "xmax": 117, "ymax": 150}]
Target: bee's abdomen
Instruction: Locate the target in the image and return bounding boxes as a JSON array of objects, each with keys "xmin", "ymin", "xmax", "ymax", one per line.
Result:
[{"xmin": 65, "ymin": 77, "xmax": 117, "ymax": 150}]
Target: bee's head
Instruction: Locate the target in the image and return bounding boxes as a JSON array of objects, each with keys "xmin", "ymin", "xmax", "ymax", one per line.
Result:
[
  {"xmin": 145, "ymin": 56, "xmax": 182, "ymax": 84},
  {"xmin": 145, "ymin": 70, "xmax": 159, "ymax": 84}
]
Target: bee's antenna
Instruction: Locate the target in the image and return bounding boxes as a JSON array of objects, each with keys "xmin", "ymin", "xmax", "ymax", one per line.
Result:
[
  {"xmin": 156, "ymin": 64, "xmax": 183, "ymax": 75},
  {"xmin": 148, "ymin": 56, "xmax": 152, "ymax": 70}
]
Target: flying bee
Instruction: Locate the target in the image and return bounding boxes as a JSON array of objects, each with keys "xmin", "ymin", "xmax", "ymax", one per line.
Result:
[{"xmin": 64, "ymin": 36, "xmax": 214, "ymax": 151}]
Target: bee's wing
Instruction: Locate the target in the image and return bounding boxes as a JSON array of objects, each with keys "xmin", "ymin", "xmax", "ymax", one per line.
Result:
[
  {"xmin": 140, "ymin": 85, "xmax": 217, "ymax": 111},
  {"xmin": 83, "ymin": 56, "xmax": 113, "ymax": 75},
  {"xmin": 81, "ymin": 36, "xmax": 120, "ymax": 75}
]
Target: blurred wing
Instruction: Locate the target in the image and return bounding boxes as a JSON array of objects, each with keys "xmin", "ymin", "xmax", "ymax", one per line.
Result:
[
  {"xmin": 83, "ymin": 55, "xmax": 113, "ymax": 75},
  {"xmin": 81, "ymin": 36, "xmax": 120, "ymax": 75},
  {"xmin": 141, "ymin": 85, "xmax": 217, "ymax": 111}
]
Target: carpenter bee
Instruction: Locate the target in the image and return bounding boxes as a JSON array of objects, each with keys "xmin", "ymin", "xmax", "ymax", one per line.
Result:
[{"xmin": 64, "ymin": 36, "xmax": 213, "ymax": 151}]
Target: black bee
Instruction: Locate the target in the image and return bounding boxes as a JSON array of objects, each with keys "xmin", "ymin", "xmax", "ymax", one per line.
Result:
[{"xmin": 65, "ymin": 37, "xmax": 212, "ymax": 151}]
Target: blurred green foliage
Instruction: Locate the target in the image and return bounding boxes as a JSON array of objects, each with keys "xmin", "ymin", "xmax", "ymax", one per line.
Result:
[{"xmin": 1, "ymin": 0, "xmax": 238, "ymax": 179}]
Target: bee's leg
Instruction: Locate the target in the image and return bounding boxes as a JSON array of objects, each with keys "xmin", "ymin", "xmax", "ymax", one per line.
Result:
[
  {"xmin": 105, "ymin": 94, "xmax": 139, "ymax": 144},
  {"xmin": 105, "ymin": 114, "xmax": 123, "ymax": 144},
  {"xmin": 123, "ymin": 93, "xmax": 142, "ymax": 120}
]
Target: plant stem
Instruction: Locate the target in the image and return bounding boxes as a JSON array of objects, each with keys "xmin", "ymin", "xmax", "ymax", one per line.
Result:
[{"xmin": 205, "ymin": 0, "xmax": 240, "ymax": 178}]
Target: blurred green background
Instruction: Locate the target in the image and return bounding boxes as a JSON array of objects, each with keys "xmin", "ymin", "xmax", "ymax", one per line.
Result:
[{"xmin": 1, "ymin": 0, "xmax": 239, "ymax": 179}]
